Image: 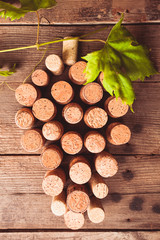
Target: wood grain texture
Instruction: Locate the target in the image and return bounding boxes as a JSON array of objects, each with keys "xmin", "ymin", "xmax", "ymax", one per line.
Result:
[
  {"xmin": 0, "ymin": 25, "xmax": 159, "ymax": 80},
  {"xmin": 0, "ymin": 155, "xmax": 160, "ymax": 195},
  {"xmin": 0, "ymin": 231, "xmax": 160, "ymax": 240},
  {"xmin": 0, "ymin": 192, "xmax": 159, "ymax": 229},
  {"xmin": 0, "ymin": 0, "xmax": 160, "ymax": 24},
  {"xmin": 0, "ymin": 83, "xmax": 160, "ymax": 154}
]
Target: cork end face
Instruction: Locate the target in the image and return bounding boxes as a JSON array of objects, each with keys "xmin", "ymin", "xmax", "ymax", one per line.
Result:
[
  {"xmin": 61, "ymin": 131, "xmax": 83, "ymax": 155},
  {"xmin": 105, "ymin": 97, "xmax": 129, "ymax": 118},
  {"xmin": 40, "ymin": 146, "xmax": 63, "ymax": 170},
  {"xmin": 42, "ymin": 121, "xmax": 64, "ymax": 141},
  {"xmin": 15, "ymin": 108, "xmax": 35, "ymax": 129},
  {"xmin": 31, "ymin": 69, "xmax": 49, "ymax": 87},
  {"xmin": 82, "ymin": 83, "xmax": 103, "ymax": 105},
  {"xmin": 21, "ymin": 129, "xmax": 44, "ymax": 152},
  {"xmin": 62, "ymin": 103, "xmax": 83, "ymax": 124},
  {"xmin": 95, "ymin": 151, "xmax": 118, "ymax": 178},
  {"xmin": 88, "ymin": 207, "xmax": 105, "ymax": 224},
  {"xmin": 69, "ymin": 61, "xmax": 87, "ymax": 85},
  {"xmin": 51, "ymin": 81, "xmax": 74, "ymax": 105},
  {"xmin": 69, "ymin": 161, "xmax": 91, "ymax": 184},
  {"xmin": 107, "ymin": 123, "xmax": 131, "ymax": 145},
  {"xmin": 93, "ymin": 183, "xmax": 109, "ymax": 199},
  {"xmin": 15, "ymin": 84, "xmax": 38, "ymax": 107},
  {"xmin": 32, "ymin": 98, "xmax": 57, "ymax": 122},
  {"xmin": 45, "ymin": 54, "xmax": 64, "ymax": 75},
  {"xmin": 64, "ymin": 210, "xmax": 84, "ymax": 230},
  {"xmin": 84, "ymin": 131, "xmax": 106, "ymax": 153},
  {"xmin": 51, "ymin": 200, "xmax": 67, "ymax": 216},
  {"xmin": 67, "ymin": 190, "xmax": 90, "ymax": 213},
  {"xmin": 84, "ymin": 107, "xmax": 108, "ymax": 129}
]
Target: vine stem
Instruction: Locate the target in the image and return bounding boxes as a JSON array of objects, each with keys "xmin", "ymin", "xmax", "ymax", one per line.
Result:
[
  {"xmin": 36, "ymin": 11, "xmax": 40, "ymax": 48},
  {"xmin": 0, "ymin": 26, "xmax": 108, "ymax": 53}
]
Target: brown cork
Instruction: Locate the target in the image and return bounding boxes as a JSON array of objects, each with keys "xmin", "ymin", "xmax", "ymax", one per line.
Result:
[
  {"xmin": 87, "ymin": 196, "xmax": 105, "ymax": 224},
  {"xmin": 42, "ymin": 168, "xmax": 66, "ymax": 196},
  {"xmin": 31, "ymin": 69, "xmax": 49, "ymax": 87},
  {"xmin": 89, "ymin": 172, "xmax": 108, "ymax": 199},
  {"xmin": 21, "ymin": 129, "xmax": 44, "ymax": 152},
  {"xmin": 98, "ymin": 72, "xmax": 104, "ymax": 86},
  {"xmin": 32, "ymin": 98, "xmax": 57, "ymax": 122},
  {"xmin": 64, "ymin": 210, "xmax": 84, "ymax": 230},
  {"xmin": 104, "ymin": 96, "xmax": 129, "ymax": 118},
  {"xmin": 62, "ymin": 103, "xmax": 83, "ymax": 124},
  {"xmin": 61, "ymin": 131, "xmax": 83, "ymax": 155},
  {"xmin": 67, "ymin": 183, "xmax": 90, "ymax": 213},
  {"xmin": 84, "ymin": 131, "xmax": 106, "ymax": 153},
  {"xmin": 40, "ymin": 145, "xmax": 63, "ymax": 170},
  {"xmin": 62, "ymin": 36, "xmax": 78, "ymax": 66},
  {"xmin": 42, "ymin": 121, "xmax": 64, "ymax": 141},
  {"xmin": 69, "ymin": 156, "xmax": 91, "ymax": 184},
  {"xmin": 106, "ymin": 122, "xmax": 131, "ymax": 145},
  {"xmin": 69, "ymin": 61, "xmax": 87, "ymax": 85},
  {"xmin": 45, "ymin": 54, "xmax": 64, "ymax": 75},
  {"xmin": 95, "ymin": 151, "xmax": 118, "ymax": 178},
  {"xmin": 15, "ymin": 108, "xmax": 35, "ymax": 129},
  {"xmin": 51, "ymin": 81, "xmax": 74, "ymax": 105},
  {"xmin": 80, "ymin": 82, "xmax": 103, "ymax": 105},
  {"xmin": 51, "ymin": 190, "xmax": 67, "ymax": 216},
  {"xmin": 84, "ymin": 107, "xmax": 108, "ymax": 129},
  {"xmin": 15, "ymin": 83, "xmax": 41, "ymax": 107}
]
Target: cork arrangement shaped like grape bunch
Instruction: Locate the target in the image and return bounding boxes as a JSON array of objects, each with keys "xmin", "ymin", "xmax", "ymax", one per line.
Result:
[{"xmin": 15, "ymin": 38, "xmax": 131, "ymax": 230}]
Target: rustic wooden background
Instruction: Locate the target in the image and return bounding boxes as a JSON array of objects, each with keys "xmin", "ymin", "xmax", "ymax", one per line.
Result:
[{"xmin": 0, "ymin": 0, "xmax": 160, "ymax": 239}]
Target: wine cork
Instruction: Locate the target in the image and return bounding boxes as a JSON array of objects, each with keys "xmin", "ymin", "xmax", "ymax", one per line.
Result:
[
  {"xmin": 69, "ymin": 156, "xmax": 91, "ymax": 184},
  {"xmin": 67, "ymin": 183, "xmax": 90, "ymax": 213},
  {"xmin": 80, "ymin": 82, "xmax": 103, "ymax": 105},
  {"xmin": 61, "ymin": 131, "xmax": 83, "ymax": 155},
  {"xmin": 89, "ymin": 172, "xmax": 108, "ymax": 199},
  {"xmin": 69, "ymin": 61, "xmax": 87, "ymax": 85},
  {"xmin": 51, "ymin": 191, "xmax": 67, "ymax": 216},
  {"xmin": 104, "ymin": 96, "xmax": 129, "ymax": 118},
  {"xmin": 42, "ymin": 168, "xmax": 66, "ymax": 196},
  {"xmin": 21, "ymin": 129, "xmax": 44, "ymax": 152},
  {"xmin": 84, "ymin": 131, "xmax": 106, "ymax": 153},
  {"xmin": 15, "ymin": 108, "xmax": 35, "ymax": 129},
  {"xmin": 42, "ymin": 121, "xmax": 64, "ymax": 141},
  {"xmin": 95, "ymin": 151, "xmax": 118, "ymax": 178},
  {"xmin": 62, "ymin": 103, "xmax": 83, "ymax": 124},
  {"xmin": 51, "ymin": 81, "xmax": 74, "ymax": 105},
  {"xmin": 62, "ymin": 36, "xmax": 78, "ymax": 66},
  {"xmin": 32, "ymin": 98, "xmax": 57, "ymax": 122},
  {"xmin": 84, "ymin": 107, "xmax": 108, "ymax": 129},
  {"xmin": 64, "ymin": 210, "xmax": 84, "ymax": 230},
  {"xmin": 106, "ymin": 122, "xmax": 131, "ymax": 145},
  {"xmin": 40, "ymin": 145, "xmax": 63, "ymax": 170},
  {"xmin": 45, "ymin": 54, "xmax": 64, "ymax": 75},
  {"xmin": 31, "ymin": 69, "xmax": 49, "ymax": 87},
  {"xmin": 87, "ymin": 196, "xmax": 105, "ymax": 224},
  {"xmin": 15, "ymin": 83, "xmax": 40, "ymax": 107}
]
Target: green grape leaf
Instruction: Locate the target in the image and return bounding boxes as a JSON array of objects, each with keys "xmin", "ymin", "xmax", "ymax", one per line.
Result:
[
  {"xmin": 0, "ymin": 0, "xmax": 57, "ymax": 21},
  {"xmin": 0, "ymin": 64, "xmax": 16, "ymax": 77},
  {"xmin": 82, "ymin": 14, "xmax": 158, "ymax": 109}
]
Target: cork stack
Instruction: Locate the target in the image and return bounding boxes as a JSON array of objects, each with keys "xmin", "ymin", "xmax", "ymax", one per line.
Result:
[{"xmin": 15, "ymin": 38, "xmax": 131, "ymax": 230}]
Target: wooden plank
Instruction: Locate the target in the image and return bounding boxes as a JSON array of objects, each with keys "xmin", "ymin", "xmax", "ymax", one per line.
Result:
[
  {"xmin": 0, "ymin": 231, "xmax": 160, "ymax": 240},
  {"xmin": 0, "ymin": 0, "xmax": 160, "ymax": 24},
  {"xmin": 0, "ymin": 25, "xmax": 159, "ymax": 81},
  {"xmin": 0, "ymin": 83, "xmax": 160, "ymax": 155},
  {"xmin": 0, "ymin": 192, "xmax": 159, "ymax": 229},
  {"xmin": 0, "ymin": 155, "xmax": 160, "ymax": 195}
]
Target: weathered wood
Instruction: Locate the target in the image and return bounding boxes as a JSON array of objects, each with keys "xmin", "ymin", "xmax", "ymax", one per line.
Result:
[
  {"xmin": 0, "ymin": 155, "xmax": 160, "ymax": 195},
  {"xmin": 0, "ymin": 83, "xmax": 160, "ymax": 154},
  {"xmin": 1, "ymin": 0, "xmax": 160, "ymax": 24},
  {"xmin": 0, "ymin": 25, "xmax": 159, "ymax": 81},
  {"xmin": 0, "ymin": 231, "xmax": 160, "ymax": 240},
  {"xmin": 0, "ymin": 192, "xmax": 159, "ymax": 229}
]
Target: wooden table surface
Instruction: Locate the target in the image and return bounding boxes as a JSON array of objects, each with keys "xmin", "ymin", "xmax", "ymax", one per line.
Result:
[{"xmin": 0, "ymin": 0, "xmax": 160, "ymax": 239}]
